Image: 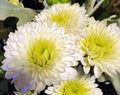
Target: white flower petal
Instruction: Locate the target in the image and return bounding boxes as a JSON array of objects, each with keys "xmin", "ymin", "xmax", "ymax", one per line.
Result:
[
  {"xmin": 2, "ymin": 21, "xmax": 79, "ymax": 93},
  {"xmin": 77, "ymin": 19, "xmax": 120, "ymax": 77},
  {"xmin": 45, "ymin": 75, "xmax": 103, "ymax": 95},
  {"xmin": 34, "ymin": 3, "xmax": 88, "ymax": 37},
  {"xmin": 60, "ymin": 67, "xmax": 78, "ymax": 80}
]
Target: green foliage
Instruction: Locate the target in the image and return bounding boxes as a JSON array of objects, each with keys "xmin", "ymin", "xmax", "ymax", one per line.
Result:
[
  {"xmin": 0, "ymin": 0, "xmax": 36, "ymax": 26},
  {"xmin": 108, "ymin": 74, "xmax": 120, "ymax": 95},
  {"xmin": 46, "ymin": 0, "xmax": 70, "ymax": 6},
  {"xmin": 94, "ymin": 8, "xmax": 111, "ymax": 20},
  {"xmin": 101, "ymin": 0, "xmax": 110, "ymax": 8},
  {"xmin": 0, "ymin": 50, "xmax": 4, "ymax": 61}
]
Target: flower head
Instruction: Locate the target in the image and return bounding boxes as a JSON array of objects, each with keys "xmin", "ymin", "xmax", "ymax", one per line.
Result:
[
  {"xmin": 77, "ymin": 19, "xmax": 120, "ymax": 77},
  {"xmin": 45, "ymin": 76, "xmax": 103, "ymax": 95},
  {"xmin": 2, "ymin": 22, "xmax": 80, "ymax": 93},
  {"xmin": 35, "ymin": 3, "xmax": 88, "ymax": 37}
]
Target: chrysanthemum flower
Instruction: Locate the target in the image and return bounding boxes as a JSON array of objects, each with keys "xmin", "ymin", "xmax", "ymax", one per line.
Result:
[
  {"xmin": 34, "ymin": 3, "xmax": 88, "ymax": 37},
  {"xmin": 45, "ymin": 76, "xmax": 103, "ymax": 95},
  {"xmin": 1, "ymin": 22, "xmax": 80, "ymax": 93},
  {"xmin": 77, "ymin": 19, "xmax": 120, "ymax": 78}
]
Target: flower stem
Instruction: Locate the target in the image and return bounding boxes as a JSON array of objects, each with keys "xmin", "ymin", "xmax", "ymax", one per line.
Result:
[{"xmin": 88, "ymin": 0, "xmax": 104, "ymax": 16}]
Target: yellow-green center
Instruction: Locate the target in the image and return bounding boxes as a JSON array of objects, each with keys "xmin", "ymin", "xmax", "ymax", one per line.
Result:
[
  {"xmin": 59, "ymin": 80, "xmax": 90, "ymax": 95},
  {"xmin": 50, "ymin": 10, "xmax": 75, "ymax": 30},
  {"xmin": 27, "ymin": 38, "xmax": 58, "ymax": 67},
  {"xmin": 78, "ymin": 31, "xmax": 116, "ymax": 61}
]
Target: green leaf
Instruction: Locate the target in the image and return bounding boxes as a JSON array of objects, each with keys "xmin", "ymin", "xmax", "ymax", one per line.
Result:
[
  {"xmin": 46, "ymin": 0, "xmax": 70, "ymax": 6},
  {"xmin": 101, "ymin": 0, "xmax": 110, "ymax": 9},
  {"xmin": 0, "ymin": 0, "xmax": 37, "ymax": 26},
  {"xmin": 108, "ymin": 74, "xmax": 120, "ymax": 95},
  {"xmin": 0, "ymin": 50, "xmax": 4, "ymax": 62},
  {"xmin": 0, "ymin": 68, "xmax": 4, "ymax": 79},
  {"xmin": 97, "ymin": 74, "xmax": 108, "ymax": 82},
  {"xmin": 93, "ymin": 7, "xmax": 111, "ymax": 20}
]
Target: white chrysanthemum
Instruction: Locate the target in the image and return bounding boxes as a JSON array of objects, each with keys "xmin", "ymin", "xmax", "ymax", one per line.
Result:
[
  {"xmin": 45, "ymin": 76, "xmax": 103, "ymax": 95},
  {"xmin": 2, "ymin": 22, "xmax": 80, "ymax": 93},
  {"xmin": 77, "ymin": 19, "xmax": 120, "ymax": 78},
  {"xmin": 34, "ymin": 3, "xmax": 88, "ymax": 37}
]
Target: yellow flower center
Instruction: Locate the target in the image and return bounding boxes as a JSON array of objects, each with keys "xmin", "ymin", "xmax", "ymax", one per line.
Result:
[
  {"xmin": 27, "ymin": 38, "xmax": 58, "ymax": 67},
  {"xmin": 50, "ymin": 10, "xmax": 76, "ymax": 31},
  {"xmin": 77, "ymin": 30, "xmax": 116, "ymax": 61},
  {"xmin": 59, "ymin": 80, "xmax": 90, "ymax": 95}
]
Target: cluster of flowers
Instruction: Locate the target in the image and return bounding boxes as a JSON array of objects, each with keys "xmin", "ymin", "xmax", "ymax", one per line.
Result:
[{"xmin": 1, "ymin": 3, "xmax": 120, "ymax": 95}]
